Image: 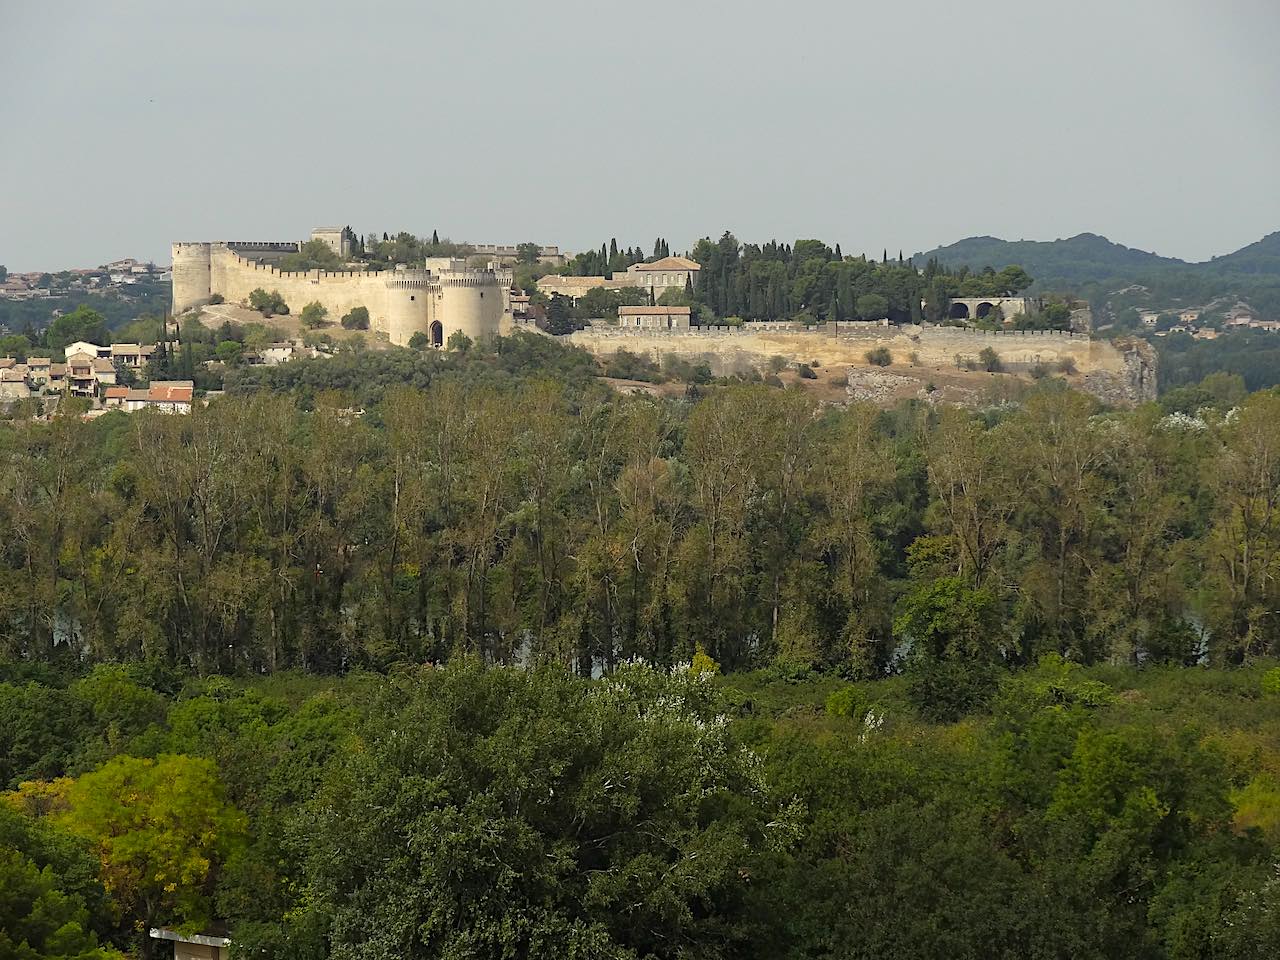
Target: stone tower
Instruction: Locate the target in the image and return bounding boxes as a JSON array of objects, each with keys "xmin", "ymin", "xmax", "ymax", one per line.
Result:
[{"xmin": 171, "ymin": 242, "xmax": 213, "ymax": 314}]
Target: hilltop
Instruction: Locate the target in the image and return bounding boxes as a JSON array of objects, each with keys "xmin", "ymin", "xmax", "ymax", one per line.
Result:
[{"xmin": 915, "ymin": 231, "xmax": 1280, "ymax": 316}]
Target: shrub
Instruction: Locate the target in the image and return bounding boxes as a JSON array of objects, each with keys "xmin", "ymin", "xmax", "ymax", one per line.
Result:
[
  {"xmin": 865, "ymin": 347, "xmax": 892, "ymax": 367},
  {"xmin": 798, "ymin": 363, "xmax": 817, "ymax": 380},
  {"xmin": 446, "ymin": 330, "xmax": 473, "ymax": 353},
  {"xmin": 208, "ymin": 293, "xmax": 225, "ymax": 305},
  {"xmin": 300, "ymin": 301, "xmax": 328, "ymax": 329},
  {"xmin": 908, "ymin": 351, "xmax": 920, "ymax": 366},
  {"xmin": 978, "ymin": 346, "xmax": 1003, "ymax": 372},
  {"xmin": 1057, "ymin": 356, "xmax": 1078, "ymax": 375},
  {"xmin": 1030, "ymin": 363, "xmax": 1049, "ymax": 379},
  {"xmin": 825, "ymin": 685, "xmax": 861, "ymax": 720},
  {"xmin": 407, "ymin": 331, "xmax": 428, "ymax": 351},
  {"xmin": 341, "ymin": 306, "xmax": 370, "ymax": 330},
  {"xmin": 1263, "ymin": 667, "xmax": 1280, "ymax": 697},
  {"xmin": 248, "ymin": 288, "xmax": 288, "ymax": 317},
  {"xmin": 906, "ymin": 657, "xmax": 998, "ymax": 723}
]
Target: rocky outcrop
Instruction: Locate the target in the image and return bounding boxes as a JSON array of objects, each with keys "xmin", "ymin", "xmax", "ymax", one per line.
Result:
[{"xmin": 1081, "ymin": 337, "xmax": 1157, "ymax": 407}]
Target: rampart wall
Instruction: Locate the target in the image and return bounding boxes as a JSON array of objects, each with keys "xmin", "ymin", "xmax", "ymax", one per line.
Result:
[
  {"xmin": 211, "ymin": 247, "xmax": 402, "ymax": 332},
  {"xmin": 568, "ymin": 323, "xmax": 1154, "ymax": 404}
]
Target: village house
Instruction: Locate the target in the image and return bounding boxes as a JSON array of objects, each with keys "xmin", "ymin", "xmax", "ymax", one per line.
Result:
[
  {"xmin": 617, "ymin": 305, "xmax": 693, "ymax": 330},
  {"xmin": 64, "ymin": 352, "xmax": 117, "ymax": 398},
  {"xmin": 122, "ymin": 380, "xmax": 194, "ymax": 414},
  {"xmin": 0, "ymin": 367, "xmax": 31, "ymax": 400}
]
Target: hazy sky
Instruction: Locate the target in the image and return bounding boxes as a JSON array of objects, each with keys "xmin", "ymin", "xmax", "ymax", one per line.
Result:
[{"xmin": 2, "ymin": 0, "xmax": 1278, "ymax": 271}]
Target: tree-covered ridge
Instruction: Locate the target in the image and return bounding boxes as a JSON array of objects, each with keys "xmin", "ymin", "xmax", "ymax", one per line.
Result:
[
  {"xmin": 2, "ymin": 342, "xmax": 1280, "ymax": 674},
  {"xmin": 915, "ymin": 231, "xmax": 1280, "ymax": 315},
  {"xmin": 687, "ymin": 232, "xmax": 1038, "ymax": 325}
]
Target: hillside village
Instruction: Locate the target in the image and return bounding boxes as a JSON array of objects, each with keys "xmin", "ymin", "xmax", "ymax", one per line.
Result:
[{"xmin": 3, "ymin": 225, "xmax": 1280, "ymax": 420}]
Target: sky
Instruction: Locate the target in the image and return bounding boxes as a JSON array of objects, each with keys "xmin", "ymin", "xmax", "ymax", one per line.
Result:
[{"xmin": 1, "ymin": 0, "xmax": 1278, "ymax": 271}]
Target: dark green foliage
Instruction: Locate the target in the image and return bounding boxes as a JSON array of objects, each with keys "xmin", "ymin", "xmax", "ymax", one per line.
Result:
[
  {"xmin": 298, "ymin": 662, "xmax": 774, "ymax": 960},
  {"xmin": 47, "ymin": 306, "xmax": 109, "ymax": 355},
  {"xmin": 248, "ymin": 288, "xmax": 288, "ymax": 317},
  {"xmin": 339, "ymin": 305, "xmax": 369, "ymax": 330}
]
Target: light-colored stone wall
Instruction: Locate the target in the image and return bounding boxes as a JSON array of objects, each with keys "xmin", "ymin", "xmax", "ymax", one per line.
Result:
[
  {"xmin": 568, "ymin": 324, "xmax": 1147, "ymax": 403},
  {"xmin": 172, "ymin": 243, "xmax": 212, "ymax": 314},
  {"xmin": 178, "ymin": 242, "xmax": 505, "ymax": 347}
]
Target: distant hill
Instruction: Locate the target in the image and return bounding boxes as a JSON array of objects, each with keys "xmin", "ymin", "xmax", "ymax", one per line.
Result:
[
  {"xmin": 913, "ymin": 231, "xmax": 1280, "ymax": 315},
  {"xmin": 1207, "ymin": 231, "xmax": 1280, "ymax": 275},
  {"xmin": 914, "ymin": 233, "xmax": 1183, "ymax": 284}
]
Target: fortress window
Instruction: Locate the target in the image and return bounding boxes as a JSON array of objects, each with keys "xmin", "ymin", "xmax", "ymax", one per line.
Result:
[
  {"xmin": 480, "ymin": 291, "xmax": 484, "ymax": 298},
  {"xmin": 410, "ymin": 295, "xmax": 415, "ymax": 301}
]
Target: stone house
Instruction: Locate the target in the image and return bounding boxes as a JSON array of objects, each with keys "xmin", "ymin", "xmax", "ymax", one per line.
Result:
[{"xmin": 617, "ymin": 305, "xmax": 692, "ymax": 330}]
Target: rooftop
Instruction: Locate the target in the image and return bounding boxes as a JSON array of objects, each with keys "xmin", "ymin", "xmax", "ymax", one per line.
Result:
[{"xmin": 630, "ymin": 256, "xmax": 701, "ymax": 272}]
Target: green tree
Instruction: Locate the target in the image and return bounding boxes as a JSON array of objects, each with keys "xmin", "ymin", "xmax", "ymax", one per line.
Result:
[
  {"xmin": 0, "ymin": 844, "xmax": 121, "ymax": 960},
  {"xmin": 42, "ymin": 754, "xmax": 246, "ymax": 951},
  {"xmin": 297, "ymin": 661, "xmax": 780, "ymax": 960},
  {"xmin": 300, "ymin": 302, "xmax": 328, "ymax": 329},
  {"xmin": 407, "ymin": 331, "xmax": 428, "ymax": 351},
  {"xmin": 340, "ymin": 306, "xmax": 369, "ymax": 330},
  {"xmin": 248, "ymin": 289, "xmax": 288, "ymax": 317},
  {"xmin": 445, "ymin": 330, "xmax": 472, "ymax": 352},
  {"xmin": 47, "ymin": 306, "xmax": 109, "ymax": 354},
  {"xmin": 855, "ymin": 293, "xmax": 889, "ymax": 320}
]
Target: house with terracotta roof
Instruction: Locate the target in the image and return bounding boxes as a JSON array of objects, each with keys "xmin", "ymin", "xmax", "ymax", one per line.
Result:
[{"xmin": 124, "ymin": 380, "xmax": 194, "ymax": 414}]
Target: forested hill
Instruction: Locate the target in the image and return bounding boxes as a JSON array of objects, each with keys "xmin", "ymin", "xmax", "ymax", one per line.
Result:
[
  {"xmin": 914, "ymin": 233, "xmax": 1183, "ymax": 283},
  {"xmin": 914, "ymin": 230, "xmax": 1280, "ymax": 313}
]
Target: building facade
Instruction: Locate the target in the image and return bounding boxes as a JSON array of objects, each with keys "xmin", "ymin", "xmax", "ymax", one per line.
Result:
[
  {"xmin": 537, "ymin": 256, "xmax": 701, "ymax": 304},
  {"xmin": 617, "ymin": 305, "xmax": 692, "ymax": 330}
]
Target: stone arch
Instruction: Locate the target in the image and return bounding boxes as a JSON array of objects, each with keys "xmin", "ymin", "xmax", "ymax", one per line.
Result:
[
  {"xmin": 430, "ymin": 320, "xmax": 443, "ymax": 347},
  {"xmin": 975, "ymin": 301, "xmax": 995, "ymax": 320},
  {"xmin": 949, "ymin": 301, "xmax": 970, "ymax": 320}
]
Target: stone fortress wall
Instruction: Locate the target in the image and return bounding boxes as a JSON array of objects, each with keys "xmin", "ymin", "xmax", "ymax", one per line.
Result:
[
  {"xmin": 172, "ymin": 240, "xmax": 505, "ymax": 347},
  {"xmin": 568, "ymin": 322, "xmax": 1156, "ymax": 405}
]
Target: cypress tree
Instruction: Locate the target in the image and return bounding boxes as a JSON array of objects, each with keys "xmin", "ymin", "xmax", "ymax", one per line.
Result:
[
  {"xmin": 432, "ymin": 229, "xmax": 439, "ymax": 245},
  {"xmin": 883, "ymin": 248, "xmax": 888, "ymax": 263},
  {"xmin": 835, "ymin": 243, "xmax": 842, "ymax": 260}
]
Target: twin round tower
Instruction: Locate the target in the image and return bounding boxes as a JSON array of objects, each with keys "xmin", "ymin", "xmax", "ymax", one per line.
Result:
[{"xmin": 171, "ymin": 230, "xmax": 505, "ymax": 347}]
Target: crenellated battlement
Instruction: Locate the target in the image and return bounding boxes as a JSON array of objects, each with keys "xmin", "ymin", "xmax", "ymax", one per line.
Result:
[
  {"xmin": 437, "ymin": 272, "xmax": 499, "ymax": 288},
  {"xmin": 175, "ymin": 231, "xmax": 504, "ymax": 347},
  {"xmin": 222, "ymin": 241, "xmax": 300, "ymax": 253}
]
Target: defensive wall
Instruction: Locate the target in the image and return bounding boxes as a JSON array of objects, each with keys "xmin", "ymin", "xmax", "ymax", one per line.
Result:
[
  {"xmin": 567, "ymin": 322, "xmax": 1155, "ymax": 405},
  {"xmin": 172, "ymin": 242, "xmax": 504, "ymax": 347}
]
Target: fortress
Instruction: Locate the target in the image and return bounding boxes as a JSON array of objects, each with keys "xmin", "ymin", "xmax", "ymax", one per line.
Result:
[{"xmin": 171, "ymin": 233, "xmax": 505, "ymax": 347}]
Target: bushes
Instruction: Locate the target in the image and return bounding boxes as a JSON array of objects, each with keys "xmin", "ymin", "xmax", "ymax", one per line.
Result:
[
  {"xmin": 1263, "ymin": 667, "xmax": 1280, "ymax": 697},
  {"xmin": 604, "ymin": 348, "xmax": 664, "ymax": 382},
  {"xmin": 341, "ymin": 306, "xmax": 369, "ymax": 330},
  {"xmin": 978, "ymin": 346, "xmax": 1003, "ymax": 372},
  {"xmin": 300, "ymin": 302, "xmax": 328, "ymax": 329},
  {"xmin": 248, "ymin": 289, "xmax": 288, "ymax": 317},
  {"xmin": 865, "ymin": 347, "xmax": 892, "ymax": 367}
]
